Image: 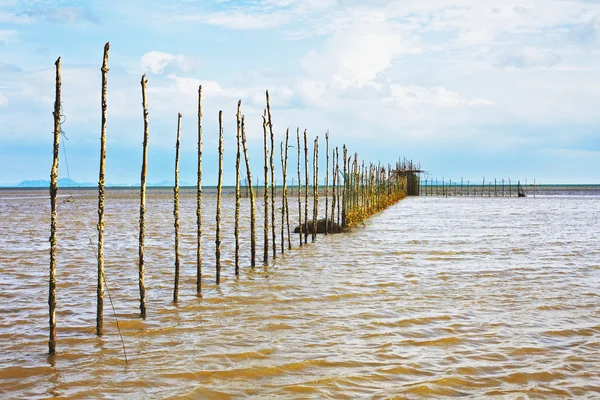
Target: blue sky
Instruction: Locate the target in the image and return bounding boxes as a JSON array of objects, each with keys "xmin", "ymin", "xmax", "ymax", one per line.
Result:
[{"xmin": 1, "ymin": 0, "xmax": 600, "ymax": 185}]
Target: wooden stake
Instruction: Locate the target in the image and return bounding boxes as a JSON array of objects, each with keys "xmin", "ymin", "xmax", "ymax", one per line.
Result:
[
  {"xmin": 97, "ymin": 43, "xmax": 109, "ymax": 337},
  {"xmin": 138, "ymin": 74, "xmax": 149, "ymax": 319},
  {"xmin": 280, "ymin": 140, "xmax": 285, "ymax": 253},
  {"xmin": 266, "ymin": 92, "xmax": 276, "ymax": 259},
  {"xmin": 173, "ymin": 113, "xmax": 182, "ymax": 302},
  {"xmin": 342, "ymin": 145, "xmax": 347, "ymax": 227},
  {"xmin": 235, "ymin": 101, "xmax": 241, "ymax": 276},
  {"xmin": 216, "ymin": 110, "xmax": 223, "ymax": 284},
  {"xmin": 263, "ymin": 110, "xmax": 269, "ymax": 264},
  {"xmin": 304, "ymin": 129, "xmax": 309, "ymax": 244},
  {"xmin": 49, "ymin": 57, "xmax": 61, "ymax": 354},
  {"xmin": 196, "ymin": 86, "xmax": 203, "ymax": 295},
  {"xmin": 331, "ymin": 147, "xmax": 336, "ymax": 232},
  {"xmin": 325, "ymin": 131, "xmax": 329, "ymax": 234},
  {"xmin": 336, "ymin": 147, "xmax": 340, "ymax": 226},
  {"xmin": 297, "ymin": 128, "xmax": 302, "ymax": 247},
  {"xmin": 312, "ymin": 137, "xmax": 318, "ymax": 242},
  {"xmin": 241, "ymin": 116, "xmax": 256, "ymax": 267},
  {"xmin": 284, "ymin": 130, "xmax": 291, "ymax": 250}
]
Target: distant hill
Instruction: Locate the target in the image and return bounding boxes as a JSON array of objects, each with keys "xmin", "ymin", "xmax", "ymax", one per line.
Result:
[{"xmin": 17, "ymin": 178, "xmax": 95, "ymax": 188}]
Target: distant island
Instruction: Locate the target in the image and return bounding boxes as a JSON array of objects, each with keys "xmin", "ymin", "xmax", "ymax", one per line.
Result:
[{"xmin": 12, "ymin": 178, "xmax": 190, "ymax": 188}]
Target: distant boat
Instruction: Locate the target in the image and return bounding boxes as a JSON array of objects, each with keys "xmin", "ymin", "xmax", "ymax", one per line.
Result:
[{"xmin": 517, "ymin": 181, "xmax": 526, "ymax": 197}]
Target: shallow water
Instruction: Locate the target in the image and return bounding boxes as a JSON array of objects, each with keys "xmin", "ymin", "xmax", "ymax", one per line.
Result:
[{"xmin": 1, "ymin": 189, "xmax": 599, "ymax": 398}]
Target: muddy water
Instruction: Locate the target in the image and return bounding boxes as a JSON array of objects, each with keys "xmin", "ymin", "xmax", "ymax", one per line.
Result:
[{"xmin": 1, "ymin": 189, "xmax": 599, "ymax": 398}]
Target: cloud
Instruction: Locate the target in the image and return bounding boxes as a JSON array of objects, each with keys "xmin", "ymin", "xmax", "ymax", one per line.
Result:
[
  {"xmin": 180, "ymin": 10, "xmax": 290, "ymax": 30},
  {"xmin": 570, "ymin": 14, "xmax": 600, "ymax": 45},
  {"xmin": 385, "ymin": 85, "xmax": 493, "ymax": 108},
  {"xmin": 0, "ymin": 92, "xmax": 7, "ymax": 107},
  {"xmin": 499, "ymin": 47, "xmax": 561, "ymax": 69},
  {"xmin": 141, "ymin": 51, "xmax": 197, "ymax": 75},
  {"xmin": 12, "ymin": 7, "xmax": 98, "ymax": 24},
  {"xmin": 0, "ymin": 29, "xmax": 17, "ymax": 43},
  {"xmin": 301, "ymin": 19, "xmax": 421, "ymax": 86}
]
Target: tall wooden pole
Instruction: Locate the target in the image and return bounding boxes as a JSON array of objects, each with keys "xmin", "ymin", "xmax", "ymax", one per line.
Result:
[
  {"xmin": 336, "ymin": 147, "xmax": 340, "ymax": 226},
  {"xmin": 235, "ymin": 101, "xmax": 241, "ymax": 277},
  {"xmin": 280, "ymin": 141, "xmax": 285, "ymax": 253},
  {"xmin": 267, "ymin": 92, "xmax": 276, "ymax": 259},
  {"xmin": 331, "ymin": 147, "xmax": 336, "ymax": 231},
  {"xmin": 303, "ymin": 129, "xmax": 309, "ymax": 244},
  {"xmin": 284, "ymin": 130, "xmax": 291, "ymax": 250},
  {"xmin": 138, "ymin": 74, "xmax": 149, "ymax": 319},
  {"xmin": 325, "ymin": 131, "xmax": 329, "ymax": 234},
  {"xmin": 297, "ymin": 128, "xmax": 302, "ymax": 247},
  {"xmin": 241, "ymin": 116, "xmax": 256, "ymax": 267},
  {"xmin": 342, "ymin": 145, "xmax": 347, "ymax": 227},
  {"xmin": 97, "ymin": 43, "xmax": 109, "ymax": 337},
  {"xmin": 215, "ymin": 111, "xmax": 223, "ymax": 284},
  {"xmin": 263, "ymin": 110, "xmax": 269, "ymax": 264},
  {"xmin": 312, "ymin": 137, "xmax": 318, "ymax": 242},
  {"xmin": 196, "ymin": 86, "xmax": 203, "ymax": 295},
  {"xmin": 173, "ymin": 113, "xmax": 182, "ymax": 302},
  {"xmin": 49, "ymin": 57, "xmax": 61, "ymax": 354}
]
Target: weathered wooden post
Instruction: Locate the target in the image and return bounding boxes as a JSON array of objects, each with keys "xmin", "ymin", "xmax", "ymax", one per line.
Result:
[
  {"xmin": 342, "ymin": 146, "xmax": 347, "ymax": 227},
  {"xmin": 312, "ymin": 137, "xmax": 318, "ymax": 242},
  {"xmin": 173, "ymin": 113, "xmax": 182, "ymax": 302},
  {"xmin": 196, "ymin": 85, "xmax": 203, "ymax": 295},
  {"xmin": 216, "ymin": 111, "xmax": 223, "ymax": 284},
  {"xmin": 241, "ymin": 116, "xmax": 256, "ymax": 267},
  {"xmin": 266, "ymin": 92, "xmax": 277, "ymax": 259},
  {"xmin": 325, "ymin": 131, "xmax": 329, "ymax": 234},
  {"xmin": 336, "ymin": 148, "xmax": 341, "ymax": 226},
  {"xmin": 138, "ymin": 74, "xmax": 149, "ymax": 319},
  {"xmin": 49, "ymin": 57, "xmax": 61, "ymax": 354},
  {"xmin": 331, "ymin": 147, "xmax": 337, "ymax": 230},
  {"xmin": 97, "ymin": 43, "xmax": 109, "ymax": 337},
  {"xmin": 296, "ymin": 128, "xmax": 302, "ymax": 247},
  {"xmin": 263, "ymin": 109, "xmax": 269, "ymax": 265},
  {"xmin": 235, "ymin": 101, "xmax": 241, "ymax": 276},
  {"xmin": 304, "ymin": 129, "xmax": 309, "ymax": 243},
  {"xmin": 263, "ymin": 110, "xmax": 269, "ymax": 264}
]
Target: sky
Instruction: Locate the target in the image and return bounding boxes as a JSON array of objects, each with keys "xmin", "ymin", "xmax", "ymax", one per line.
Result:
[{"xmin": 1, "ymin": 0, "xmax": 600, "ymax": 186}]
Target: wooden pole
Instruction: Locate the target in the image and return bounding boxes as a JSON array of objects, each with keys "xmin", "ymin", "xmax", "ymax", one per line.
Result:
[
  {"xmin": 297, "ymin": 128, "xmax": 302, "ymax": 247},
  {"xmin": 280, "ymin": 141, "xmax": 285, "ymax": 253},
  {"xmin": 138, "ymin": 74, "xmax": 149, "ymax": 319},
  {"xmin": 263, "ymin": 110, "xmax": 269, "ymax": 264},
  {"xmin": 216, "ymin": 111, "xmax": 223, "ymax": 283},
  {"xmin": 241, "ymin": 116, "xmax": 256, "ymax": 267},
  {"xmin": 304, "ymin": 129, "xmax": 309, "ymax": 244},
  {"xmin": 235, "ymin": 101, "xmax": 241, "ymax": 276},
  {"xmin": 312, "ymin": 137, "xmax": 318, "ymax": 242},
  {"xmin": 342, "ymin": 145, "xmax": 347, "ymax": 227},
  {"xmin": 267, "ymin": 92, "xmax": 276, "ymax": 259},
  {"xmin": 196, "ymin": 86, "xmax": 203, "ymax": 295},
  {"xmin": 97, "ymin": 43, "xmax": 109, "ymax": 337},
  {"xmin": 285, "ymin": 130, "xmax": 291, "ymax": 250},
  {"xmin": 331, "ymin": 147, "xmax": 336, "ymax": 232},
  {"xmin": 49, "ymin": 57, "xmax": 61, "ymax": 354},
  {"xmin": 325, "ymin": 131, "xmax": 329, "ymax": 234},
  {"xmin": 173, "ymin": 113, "xmax": 182, "ymax": 302}
]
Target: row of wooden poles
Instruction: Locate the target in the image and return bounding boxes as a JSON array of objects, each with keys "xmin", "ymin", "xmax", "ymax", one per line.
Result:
[
  {"xmin": 421, "ymin": 178, "xmax": 537, "ymax": 197},
  {"xmin": 47, "ymin": 43, "xmax": 411, "ymax": 354}
]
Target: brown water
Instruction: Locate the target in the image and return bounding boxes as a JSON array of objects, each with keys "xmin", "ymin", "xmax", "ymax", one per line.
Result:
[{"xmin": 1, "ymin": 189, "xmax": 599, "ymax": 398}]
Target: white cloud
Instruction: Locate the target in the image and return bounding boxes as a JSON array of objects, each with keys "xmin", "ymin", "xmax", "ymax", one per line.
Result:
[
  {"xmin": 302, "ymin": 19, "xmax": 420, "ymax": 86},
  {"xmin": 185, "ymin": 11, "xmax": 291, "ymax": 30},
  {"xmin": 385, "ymin": 85, "xmax": 492, "ymax": 108},
  {"xmin": 0, "ymin": 92, "xmax": 7, "ymax": 107},
  {"xmin": 0, "ymin": 29, "xmax": 17, "ymax": 42},
  {"xmin": 141, "ymin": 51, "xmax": 196, "ymax": 75},
  {"xmin": 500, "ymin": 47, "xmax": 561, "ymax": 69}
]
